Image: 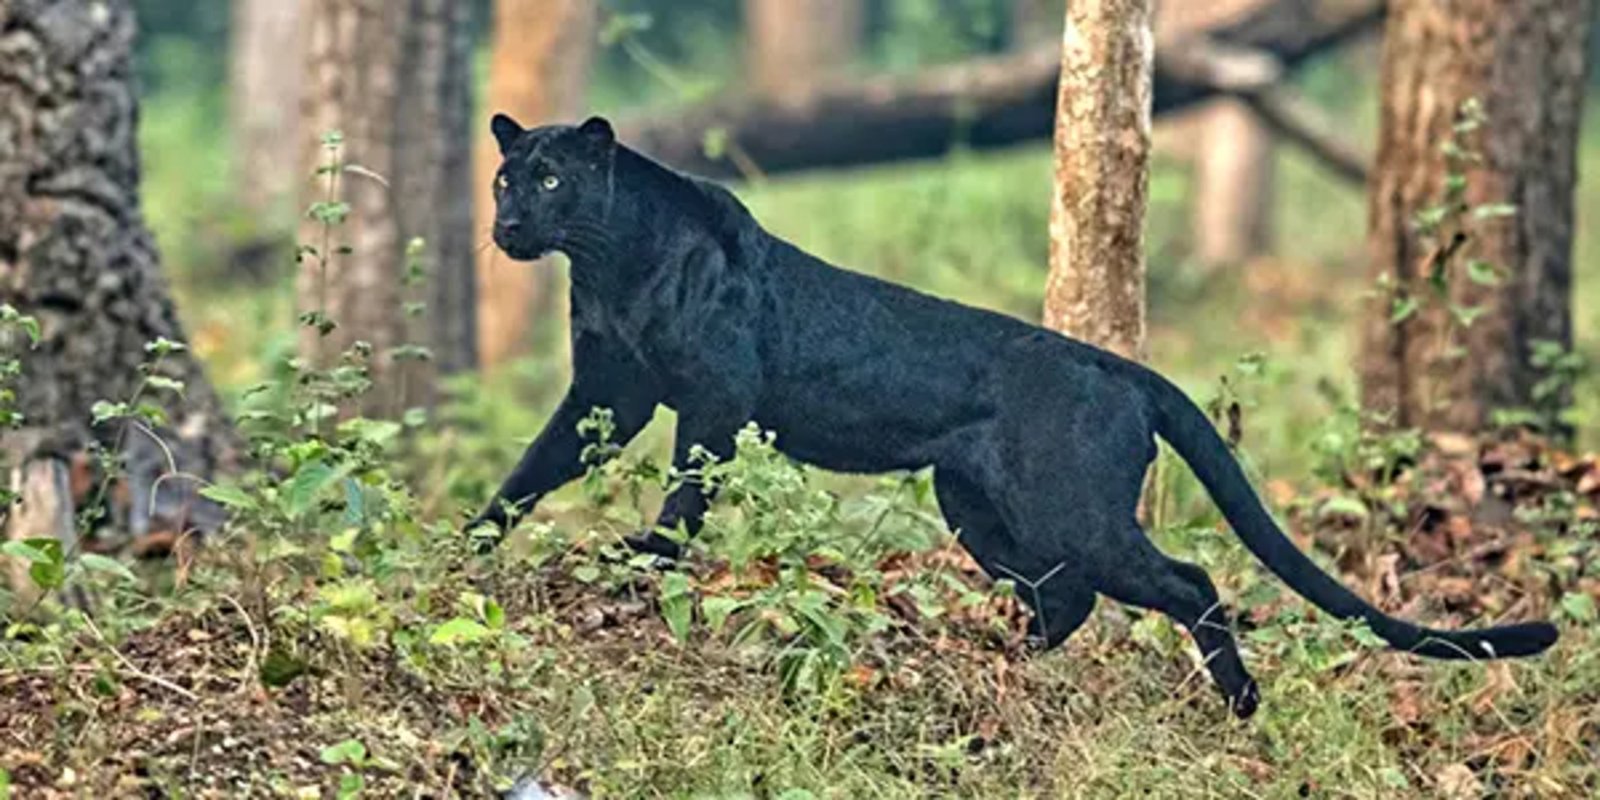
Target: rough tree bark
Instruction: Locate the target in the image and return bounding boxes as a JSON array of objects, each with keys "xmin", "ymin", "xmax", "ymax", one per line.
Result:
[
  {"xmin": 1159, "ymin": 0, "xmax": 1278, "ymax": 268},
  {"xmin": 300, "ymin": 0, "xmax": 477, "ymax": 411},
  {"xmin": 1041, "ymin": 0, "xmax": 1154, "ymax": 361},
  {"xmin": 230, "ymin": 0, "xmax": 307, "ymax": 217},
  {"xmin": 745, "ymin": 0, "xmax": 862, "ymax": 99},
  {"xmin": 621, "ymin": 0, "xmax": 1381, "ymax": 180},
  {"xmin": 0, "ymin": 0, "xmax": 238, "ymax": 569},
  {"xmin": 1360, "ymin": 0, "xmax": 1591, "ymax": 433},
  {"xmin": 395, "ymin": 0, "xmax": 477, "ymax": 377},
  {"xmin": 474, "ymin": 0, "xmax": 597, "ymax": 371}
]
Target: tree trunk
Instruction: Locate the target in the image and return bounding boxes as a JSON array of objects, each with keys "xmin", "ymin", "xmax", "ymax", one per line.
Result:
[
  {"xmin": 395, "ymin": 0, "xmax": 477, "ymax": 377},
  {"xmin": 0, "ymin": 0, "xmax": 239, "ymax": 561},
  {"xmin": 475, "ymin": 0, "xmax": 598, "ymax": 372},
  {"xmin": 1158, "ymin": 0, "xmax": 1277, "ymax": 268},
  {"xmin": 230, "ymin": 0, "xmax": 307, "ymax": 218},
  {"xmin": 621, "ymin": 0, "xmax": 1381, "ymax": 181},
  {"xmin": 1041, "ymin": 0, "xmax": 1154, "ymax": 361},
  {"xmin": 1190, "ymin": 100, "xmax": 1275, "ymax": 266},
  {"xmin": 744, "ymin": 0, "xmax": 862, "ymax": 99},
  {"xmin": 1359, "ymin": 0, "xmax": 1591, "ymax": 433},
  {"xmin": 299, "ymin": 0, "xmax": 477, "ymax": 412}
]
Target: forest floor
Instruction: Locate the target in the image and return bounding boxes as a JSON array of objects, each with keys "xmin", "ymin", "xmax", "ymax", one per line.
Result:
[{"xmin": 2, "ymin": 425, "xmax": 1596, "ymax": 798}]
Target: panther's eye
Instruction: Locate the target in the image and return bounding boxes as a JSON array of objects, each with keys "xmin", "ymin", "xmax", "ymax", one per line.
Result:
[
  {"xmin": 495, "ymin": 174, "xmax": 509, "ymax": 192},
  {"xmin": 541, "ymin": 175, "xmax": 560, "ymax": 191}
]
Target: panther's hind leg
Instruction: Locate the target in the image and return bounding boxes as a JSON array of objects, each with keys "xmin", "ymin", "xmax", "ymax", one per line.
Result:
[
  {"xmin": 933, "ymin": 470, "xmax": 1096, "ymax": 649},
  {"xmin": 1090, "ymin": 530, "xmax": 1260, "ymax": 718}
]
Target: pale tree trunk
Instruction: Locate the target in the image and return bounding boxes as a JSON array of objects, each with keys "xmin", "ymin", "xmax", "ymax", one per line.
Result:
[
  {"xmin": 1041, "ymin": 0, "xmax": 1154, "ymax": 361},
  {"xmin": 299, "ymin": 0, "xmax": 477, "ymax": 412},
  {"xmin": 1, "ymin": 0, "xmax": 239, "ymax": 583},
  {"xmin": 231, "ymin": 0, "xmax": 307, "ymax": 218},
  {"xmin": 1157, "ymin": 0, "xmax": 1276, "ymax": 268},
  {"xmin": 475, "ymin": 0, "xmax": 598, "ymax": 371},
  {"xmin": 1360, "ymin": 0, "xmax": 1590, "ymax": 433},
  {"xmin": 745, "ymin": 0, "xmax": 863, "ymax": 99}
]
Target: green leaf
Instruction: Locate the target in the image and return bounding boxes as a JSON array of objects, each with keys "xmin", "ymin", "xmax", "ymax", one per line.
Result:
[
  {"xmin": 1560, "ymin": 592, "xmax": 1596, "ymax": 623},
  {"xmin": 2, "ymin": 540, "xmax": 52, "ymax": 564},
  {"xmin": 483, "ymin": 598, "xmax": 506, "ymax": 631},
  {"xmin": 342, "ymin": 479, "xmax": 367, "ymax": 526},
  {"xmin": 1388, "ymin": 296, "xmax": 1419, "ymax": 325},
  {"xmin": 430, "ymin": 617, "xmax": 492, "ymax": 646},
  {"xmin": 78, "ymin": 553, "xmax": 138, "ymax": 583},
  {"xmin": 336, "ymin": 772, "xmax": 365, "ymax": 800},
  {"xmin": 1465, "ymin": 259, "xmax": 1501, "ymax": 287},
  {"xmin": 1317, "ymin": 495, "xmax": 1370, "ymax": 522},
  {"xmin": 571, "ymin": 564, "xmax": 601, "ymax": 584},
  {"xmin": 90, "ymin": 400, "xmax": 130, "ymax": 425},
  {"xmin": 285, "ymin": 460, "xmax": 343, "ymax": 518},
  {"xmin": 319, "ymin": 738, "xmax": 367, "ymax": 766},
  {"xmin": 144, "ymin": 376, "xmax": 185, "ymax": 396},
  {"xmin": 1472, "ymin": 203, "xmax": 1517, "ymax": 221},
  {"xmin": 6, "ymin": 539, "xmax": 64, "ymax": 590},
  {"xmin": 200, "ymin": 483, "xmax": 258, "ymax": 512},
  {"xmin": 259, "ymin": 647, "xmax": 308, "ymax": 688},
  {"xmin": 701, "ymin": 595, "xmax": 745, "ymax": 634},
  {"xmin": 660, "ymin": 572, "xmax": 693, "ymax": 642}
]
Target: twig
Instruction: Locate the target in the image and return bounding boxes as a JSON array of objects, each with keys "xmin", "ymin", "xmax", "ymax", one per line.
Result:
[{"xmin": 82, "ymin": 612, "xmax": 199, "ymax": 702}]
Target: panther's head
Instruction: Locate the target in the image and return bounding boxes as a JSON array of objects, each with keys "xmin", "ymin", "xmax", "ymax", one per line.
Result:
[{"xmin": 488, "ymin": 114, "xmax": 617, "ymax": 261}]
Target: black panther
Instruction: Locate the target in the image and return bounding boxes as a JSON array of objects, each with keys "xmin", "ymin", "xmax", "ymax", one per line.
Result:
[{"xmin": 469, "ymin": 114, "xmax": 1557, "ymax": 718}]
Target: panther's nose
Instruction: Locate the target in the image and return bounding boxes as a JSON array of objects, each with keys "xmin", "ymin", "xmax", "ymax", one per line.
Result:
[{"xmin": 495, "ymin": 219, "xmax": 523, "ymax": 239}]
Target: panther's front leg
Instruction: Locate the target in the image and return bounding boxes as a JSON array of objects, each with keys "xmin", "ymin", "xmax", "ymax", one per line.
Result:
[{"xmin": 624, "ymin": 394, "xmax": 753, "ymax": 560}]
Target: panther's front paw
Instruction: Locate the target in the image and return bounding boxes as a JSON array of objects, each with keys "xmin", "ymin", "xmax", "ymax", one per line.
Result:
[
  {"xmin": 465, "ymin": 515, "xmax": 506, "ymax": 555},
  {"xmin": 622, "ymin": 530, "xmax": 683, "ymax": 561}
]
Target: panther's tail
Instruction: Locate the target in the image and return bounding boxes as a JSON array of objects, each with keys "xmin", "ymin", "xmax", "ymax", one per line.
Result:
[{"xmin": 1134, "ymin": 366, "xmax": 1558, "ymax": 660}]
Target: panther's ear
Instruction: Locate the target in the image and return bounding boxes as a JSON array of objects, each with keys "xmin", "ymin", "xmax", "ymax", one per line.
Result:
[
  {"xmin": 578, "ymin": 116, "xmax": 615, "ymax": 149},
  {"xmin": 491, "ymin": 113, "xmax": 524, "ymax": 155}
]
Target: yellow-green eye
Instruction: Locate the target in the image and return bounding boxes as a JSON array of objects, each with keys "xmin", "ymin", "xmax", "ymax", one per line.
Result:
[
  {"xmin": 495, "ymin": 174, "xmax": 509, "ymax": 191},
  {"xmin": 541, "ymin": 175, "xmax": 560, "ymax": 191}
]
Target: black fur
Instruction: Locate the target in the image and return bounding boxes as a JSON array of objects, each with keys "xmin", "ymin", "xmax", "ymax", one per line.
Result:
[{"xmin": 472, "ymin": 116, "xmax": 1559, "ymax": 718}]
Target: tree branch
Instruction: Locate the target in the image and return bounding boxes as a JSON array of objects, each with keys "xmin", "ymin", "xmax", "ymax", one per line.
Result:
[{"xmin": 618, "ymin": 0, "xmax": 1384, "ymax": 179}]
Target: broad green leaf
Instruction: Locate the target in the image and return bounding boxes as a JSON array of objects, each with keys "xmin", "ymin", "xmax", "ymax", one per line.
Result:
[
  {"xmin": 701, "ymin": 595, "xmax": 745, "ymax": 634},
  {"xmin": 285, "ymin": 460, "xmax": 345, "ymax": 518},
  {"xmin": 200, "ymin": 483, "xmax": 258, "ymax": 512},
  {"xmin": 1, "ymin": 540, "xmax": 51, "ymax": 564},
  {"xmin": 1560, "ymin": 592, "xmax": 1595, "ymax": 623},
  {"xmin": 319, "ymin": 738, "xmax": 367, "ymax": 766},
  {"xmin": 78, "ymin": 553, "xmax": 138, "ymax": 583},
  {"xmin": 430, "ymin": 617, "xmax": 491, "ymax": 646}
]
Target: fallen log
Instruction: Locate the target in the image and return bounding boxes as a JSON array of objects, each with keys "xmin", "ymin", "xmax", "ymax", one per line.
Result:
[{"xmin": 617, "ymin": 0, "xmax": 1383, "ymax": 180}]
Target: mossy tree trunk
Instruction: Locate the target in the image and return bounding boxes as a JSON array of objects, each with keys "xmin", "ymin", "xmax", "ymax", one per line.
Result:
[
  {"xmin": 1359, "ymin": 0, "xmax": 1591, "ymax": 433},
  {"xmin": 0, "ymin": 0, "xmax": 238, "ymax": 564},
  {"xmin": 1041, "ymin": 0, "xmax": 1154, "ymax": 361}
]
